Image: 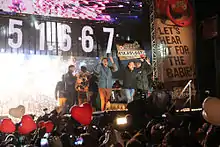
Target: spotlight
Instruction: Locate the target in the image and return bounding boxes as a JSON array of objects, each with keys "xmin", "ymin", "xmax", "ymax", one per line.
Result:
[{"xmin": 116, "ymin": 117, "xmax": 127, "ymax": 125}]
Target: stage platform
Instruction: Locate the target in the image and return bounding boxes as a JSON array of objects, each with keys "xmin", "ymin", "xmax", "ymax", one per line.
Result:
[{"xmin": 106, "ymin": 102, "xmax": 127, "ymax": 111}]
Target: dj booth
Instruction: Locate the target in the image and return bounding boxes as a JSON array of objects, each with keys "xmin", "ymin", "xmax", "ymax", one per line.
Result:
[
  {"xmin": 106, "ymin": 88, "xmax": 127, "ymax": 111},
  {"xmin": 106, "ymin": 88, "xmax": 152, "ymax": 111},
  {"xmin": 106, "ymin": 88, "xmax": 149, "ymax": 111},
  {"xmin": 110, "ymin": 88, "xmax": 127, "ymax": 103}
]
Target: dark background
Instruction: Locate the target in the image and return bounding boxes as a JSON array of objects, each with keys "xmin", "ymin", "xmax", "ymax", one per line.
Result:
[{"xmin": 195, "ymin": 0, "xmax": 220, "ymax": 101}]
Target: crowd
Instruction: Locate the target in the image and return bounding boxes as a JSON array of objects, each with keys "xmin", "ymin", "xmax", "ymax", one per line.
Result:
[
  {"xmin": 0, "ymin": 79, "xmax": 218, "ymax": 147},
  {"xmin": 1, "ymin": 55, "xmax": 217, "ymax": 147}
]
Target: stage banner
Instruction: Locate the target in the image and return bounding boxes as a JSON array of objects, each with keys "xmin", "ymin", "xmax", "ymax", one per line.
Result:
[
  {"xmin": 154, "ymin": 0, "xmax": 196, "ymax": 100},
  {"xmin": 116, "ymin": 41, "xmax": 145, "ymax": 60}
]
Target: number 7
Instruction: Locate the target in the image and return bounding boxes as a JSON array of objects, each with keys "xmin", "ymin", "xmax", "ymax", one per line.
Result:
[{"xmin": 103, "ymin": 27, "xmax": 114, "ymax": 53}]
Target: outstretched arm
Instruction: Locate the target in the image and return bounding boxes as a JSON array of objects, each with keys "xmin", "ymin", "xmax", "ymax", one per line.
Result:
[
  {"xmin": 109, "ymin": 56, "xmax": 118, "ymax": 72},
  {"xmin": 141, "ymin": 59, "xmax": 153, "ymax": 75}
]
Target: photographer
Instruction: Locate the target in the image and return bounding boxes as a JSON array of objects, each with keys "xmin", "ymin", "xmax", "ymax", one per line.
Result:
[{"xmin": 75, "ymin": 66, "xmax": 90, "ymax": 105}]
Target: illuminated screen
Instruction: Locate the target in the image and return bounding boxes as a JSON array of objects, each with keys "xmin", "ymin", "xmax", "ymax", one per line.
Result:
[
  {"xmin": 0, "ymin": 0, "xmax": 142, "ymax": 21},
  {"xmin": 0, "ymin": 53, "xmax": 98, "ymax": 117}
]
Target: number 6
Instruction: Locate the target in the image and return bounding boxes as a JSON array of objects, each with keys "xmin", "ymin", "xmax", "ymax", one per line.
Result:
[
  {"xmin": 81, "ymin": 26, "xmax": 94, "ymax": 52},
  {"xmin": 8, "ymin": 19, "xmax": 23, "ymax": 49}
]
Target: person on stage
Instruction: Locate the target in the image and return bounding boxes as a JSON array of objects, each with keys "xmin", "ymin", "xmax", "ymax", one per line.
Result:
[
  {"xmin": 93, "ymin": 56, "xmax": 118, "ymax": 111},
  {"xmin": 123, "ymin": 61, "xmax": 137, "ymax": 103},
  {"xmin": 88, "ymin": 73, "xmax": 99, "ymax": 111},
  {"xmin": 63, "ymin": 65, "xmax": 77, "ymax": 108},
  {"xmin": 135, "ymin": 56, "xmax": 153, "ymax": 99},
  {"xmin": 55, "ymin": 75, "xmax": 66, "ymax": 113},
  {"xmin": 75, "ymin": 66, "xmax": 90, "ymax": 105}
]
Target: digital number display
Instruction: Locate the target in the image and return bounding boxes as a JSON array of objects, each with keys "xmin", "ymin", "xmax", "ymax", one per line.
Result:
[{"xmin": 0, "ymin": 15, "xmax": 116, "ymax": 57}]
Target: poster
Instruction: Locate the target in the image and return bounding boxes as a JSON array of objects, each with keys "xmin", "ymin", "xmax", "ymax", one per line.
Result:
[
  {"xmin": 154, "ymin": 0, "xmax": 196, "ymax": 100},
  {"xmin": 116, "ymin": 41, "xmax": 145, "ymax": 60},
  {"xmin": 156, "ymin": 19, "xmax": 195, "ymax": 82}
]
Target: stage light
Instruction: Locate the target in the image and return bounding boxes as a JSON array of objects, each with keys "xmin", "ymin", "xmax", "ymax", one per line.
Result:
[
  {"xmin": 116, "ymin": 117, "xmax": 127, "ymax": 125},
  {"xmin": 127, "ymin": 36, "xmax": 130, "ymax": 41}
]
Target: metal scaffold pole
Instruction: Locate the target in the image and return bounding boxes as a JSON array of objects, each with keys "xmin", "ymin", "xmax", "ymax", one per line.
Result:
[{"xmin": 149, "ymin": 0, "xmax": 158, "ymax": 80}]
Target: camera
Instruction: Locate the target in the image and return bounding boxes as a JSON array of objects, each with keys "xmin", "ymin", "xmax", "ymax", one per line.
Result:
[
  {"xmin": 74, "ymin": 136, "xmax": 84, "ymax": 145},
  {"xmin": 40, "ymin": 133, "xmax": 50, "ymax": 147},
  {"xmin": 40, "ymin": 138, "xmax": 49, "ymax": 147}
]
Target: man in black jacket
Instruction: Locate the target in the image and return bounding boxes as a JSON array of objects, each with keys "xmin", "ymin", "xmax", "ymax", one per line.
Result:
[
  {"xmin": 135, "ymin": 56, "xmax": 152, "ymax": 99},
  {"xmin": 123, "ymin": 61, "xmax": 137, "ymax": 103},
  {"xmin": 63, "ymin": 65, "xmax": 77, "ymax": 107},
  {"xmin": 55, "ymin": 75, "xmax": 66, "ymax": 113}
]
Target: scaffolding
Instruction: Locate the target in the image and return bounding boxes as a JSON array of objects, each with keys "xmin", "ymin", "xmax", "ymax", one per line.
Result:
[
  {"xmin": 149, "ymin": 0, "xmax": 158, "ymax": 80},
  {"xmin": 149, "ymin": 0, "xmax": 164, "ymax": 81}
]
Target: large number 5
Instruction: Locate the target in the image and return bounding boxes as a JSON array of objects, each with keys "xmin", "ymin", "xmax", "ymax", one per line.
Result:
[
  {"xmin": 103, "ymin": 27, "xmax": 114, "ymax": 53},
  {"xmin": 8, "ymin": 19, "xmax": 23, "ymax": 49},
  {"xmin": 82, "ymin": 26, "xmax": 94, "ymax": 52}
]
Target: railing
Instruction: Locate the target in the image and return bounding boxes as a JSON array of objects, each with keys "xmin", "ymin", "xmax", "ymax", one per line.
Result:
[{"xmin": 169, "ymin": 80, "xmax": 193, "ymax": 112}]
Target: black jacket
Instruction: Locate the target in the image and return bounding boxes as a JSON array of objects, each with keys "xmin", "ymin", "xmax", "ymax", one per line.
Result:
[
  {"xmin": 136, "ymin": 62, "xmax": 152, "ymax": 91},
  {"xmin": 123, "ymin": 67, "xmax": 137, "ymax": 89},
  {"xmin": 63, "ymin": 72, "xmax": 77, "ymax": 92},
  {"xmin": 55, "ymin": 81, "xmax": 65, "ymax": 99}
]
